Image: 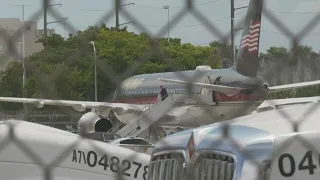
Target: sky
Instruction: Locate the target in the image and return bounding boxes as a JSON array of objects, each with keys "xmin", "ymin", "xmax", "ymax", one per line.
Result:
[{"xmin": 1, "ymin": 0, "xmax": 320, "ymax": 53}]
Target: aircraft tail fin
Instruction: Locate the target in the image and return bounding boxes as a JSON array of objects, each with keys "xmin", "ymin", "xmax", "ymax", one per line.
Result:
[{"xmin": 232, "ymin": 0, "xmax": 263, "ymax": 77}]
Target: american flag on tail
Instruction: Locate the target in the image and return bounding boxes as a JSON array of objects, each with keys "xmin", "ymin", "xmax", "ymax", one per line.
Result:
[{"xmin": 240, "ymin": 20, "xmax": 261, "ymax": 53}]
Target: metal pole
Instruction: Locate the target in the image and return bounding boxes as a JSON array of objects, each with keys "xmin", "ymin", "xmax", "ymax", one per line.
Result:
[
  {"xmin": 14, "ymin": 4, "xmax": 31, "ymax": 119},
  {"xmin": 231, "ymin": 0, "xmax": 235, "ymax": 63},
  {"xmin": 94, "ymin": 46, "xmax": 97, "ymax": 102},
  {"xmin": 44, "ymin": 3, "xmax": 62, "ymax": 36},
  {"xmin": 168, "ymin": 7, "xmax": 170, "ymax": 40},
  {"xmin": 90, "ymin": 41, "xmax": 97, "ymax": 102},
  {"xmin": 163, "ymin": 5, "xmax": 170, "ymax": 40},
  {"xmin": 17, "ymin": 42, "xmax": 21, "ymax": 62},
  {"xmin": 115, "ymin": 2, "xmax": 135, "ymax": 29},
  {"xmin": 116, "ymin": 1, "xmax": 119, "ymax": 29},
  {"xmin": 44, "ymin": 0, "xmax": 48, "ymax": 37},
  {"xmin": 13, "ymin": 4, "xmax": 30, "ymax": 87},
  {"xmin": 21, "ymin": 4, "xmax": 29, "ymax": 120},
  {"xmin": 22, "ymin": 5, "xmax": 26, "ymax": 88}
]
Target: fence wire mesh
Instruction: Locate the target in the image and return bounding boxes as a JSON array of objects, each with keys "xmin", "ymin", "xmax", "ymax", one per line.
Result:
[{"xmin": 1, "ymin": 0, "xmax": 320, "ymax": 179}]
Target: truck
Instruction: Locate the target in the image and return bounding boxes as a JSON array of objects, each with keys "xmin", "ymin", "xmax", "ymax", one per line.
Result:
[{"xmin": 147, "ymin": 102, "xmax": 320, "ymax": 179}]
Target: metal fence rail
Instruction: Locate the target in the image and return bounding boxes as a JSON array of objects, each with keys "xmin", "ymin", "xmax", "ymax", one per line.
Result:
[{"xmin": 0, "ymin": 0, "xmax": 320, "ymax": 179}]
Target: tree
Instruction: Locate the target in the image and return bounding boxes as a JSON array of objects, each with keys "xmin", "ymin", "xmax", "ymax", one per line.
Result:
[{"xmin": 0, "ymin": 62, "xmax": 23, "ymax": 110}]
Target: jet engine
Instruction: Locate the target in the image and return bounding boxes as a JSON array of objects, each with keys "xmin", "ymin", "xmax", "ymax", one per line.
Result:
[
  {"xmin": 77, "ymin": 112, "xmax": 114, "ymax": 134},
  {"xmin": 261, "ymin": 83, "xmax": 269, "ymax": 91},
  {"xmin": 257, "ymin": 76, "xmax": 270, "ymax": 92}
]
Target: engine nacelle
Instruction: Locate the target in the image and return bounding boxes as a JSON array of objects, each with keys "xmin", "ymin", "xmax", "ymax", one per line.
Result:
[
  {"xmin": 261, "ymin": 83, "xmax": 269, "ymax": 91},
  {"xmin": 77, "ymin": 112, "xmax": 113, "ymax": 134}
]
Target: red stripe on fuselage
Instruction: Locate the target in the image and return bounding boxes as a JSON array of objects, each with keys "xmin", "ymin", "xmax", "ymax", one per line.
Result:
[
  {"xmin": 216, "ymin": 92, "xmax": 260, "ymax": 101},
  {"xmin": 112, "ymin": 92, "xmax": 263, "ymax": 104}
]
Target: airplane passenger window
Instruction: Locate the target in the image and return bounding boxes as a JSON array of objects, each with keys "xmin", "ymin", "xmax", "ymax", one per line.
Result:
[{"xmin": 120, "ymin": 139, "xmax": 150, "ymax": 145}]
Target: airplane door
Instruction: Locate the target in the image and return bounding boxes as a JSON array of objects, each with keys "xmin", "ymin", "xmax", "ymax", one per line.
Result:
[{"xmin": 200, "ymin": 78, "xmax": 212, "ymax": 103}]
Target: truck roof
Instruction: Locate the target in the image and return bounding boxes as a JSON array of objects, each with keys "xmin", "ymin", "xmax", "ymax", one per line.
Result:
[{"xmin": 154, "ymin": 102, "xmax": 320, "ymax": 152}]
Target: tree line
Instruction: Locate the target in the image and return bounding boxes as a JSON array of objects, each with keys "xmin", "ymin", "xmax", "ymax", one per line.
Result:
[{"xmin": 0, "ymin": 24, "xmax": 319, "ymax": 111}]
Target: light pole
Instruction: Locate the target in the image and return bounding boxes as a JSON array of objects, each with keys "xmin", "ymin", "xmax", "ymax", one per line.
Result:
[
  {"xmin": 163, "ymin": 5, "xmax": 170, "ymax": 40},
  {"xmin": 116, "ymin": 3, "xmax": 135, "ymax": 29},
  {"xmin": 14, "ymin": 4, "xmax": 31, "ymax": 120},
  {"xmin": 44, "ymin": 3, "xmax": 62, "ymax": 37},
  {"xmin": 90, "ymin": 41, "xmax": 97, "ymax": 102},
  {"xmin": 13, "ymin": 4, "xmax": 31, "ymax": 89},
  {"xmin": 16, "ymin": 42, "xmax": 21, "ymax": 62}
]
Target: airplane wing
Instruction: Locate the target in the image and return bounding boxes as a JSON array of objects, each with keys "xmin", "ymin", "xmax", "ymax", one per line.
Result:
[
  {"xmin": 252, "ymin": 96, "xmax": 320, "ymax": 113},
  {"xmin": 0, "ymin": 97, "xmax": 145, "ymax": 113},
  {"xmin": 0, "ymin": 96, "xmax": 184, "ymax": 122},
  {"xmin": 157, "ymin": 78, "xmax": 245, "ymax": 94},
  {"xmin": 268, "ymin": 80, "xmax": 320, "ymax": 93}
]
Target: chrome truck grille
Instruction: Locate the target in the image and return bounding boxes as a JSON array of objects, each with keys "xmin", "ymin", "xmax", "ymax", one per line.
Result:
[
  {"xmin": 193, "ymin": 152, "xmax": 235, "ymax": 180},
  {"xmin": 149, "ymin": 153, "xmax": 185, "ymax": 180}
]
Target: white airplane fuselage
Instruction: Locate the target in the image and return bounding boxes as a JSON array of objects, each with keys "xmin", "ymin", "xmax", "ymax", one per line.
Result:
[
  {"xmin": 113, "ymin": 96, "xmax": 264, "ymax": 128},
  {"xmin": 111, "ymin": 68, "xmax": 268, "ymax": 128}
]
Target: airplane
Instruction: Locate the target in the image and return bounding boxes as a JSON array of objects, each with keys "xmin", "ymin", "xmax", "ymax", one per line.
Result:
[
  {"xmin": 0, "ymin": 0, "xmax": 320, "ymax": 133},
  {"xmin": 0, "ymin": 119, "xmax": 150, "ymax": 180}
]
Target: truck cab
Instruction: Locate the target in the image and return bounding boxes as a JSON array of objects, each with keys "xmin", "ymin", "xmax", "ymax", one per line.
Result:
[{"xmin": 147, "ymin": 102, "xmax": 320, "ymax": 180}]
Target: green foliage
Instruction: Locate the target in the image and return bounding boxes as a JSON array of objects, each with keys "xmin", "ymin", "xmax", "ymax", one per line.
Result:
[{"xmin": 0, "ymin": 24, "xmax": 319, "ymax": 111}]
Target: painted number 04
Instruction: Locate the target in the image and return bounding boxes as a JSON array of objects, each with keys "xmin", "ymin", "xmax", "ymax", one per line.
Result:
[{"xmin": 278, "ymin": 151, "xmax": 317, "ymax": 177}]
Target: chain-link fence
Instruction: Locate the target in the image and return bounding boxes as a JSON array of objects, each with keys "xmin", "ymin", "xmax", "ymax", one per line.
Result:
[{"xmin": 1, "ymin": 0, "xmax": 320, "ymax": 179}]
